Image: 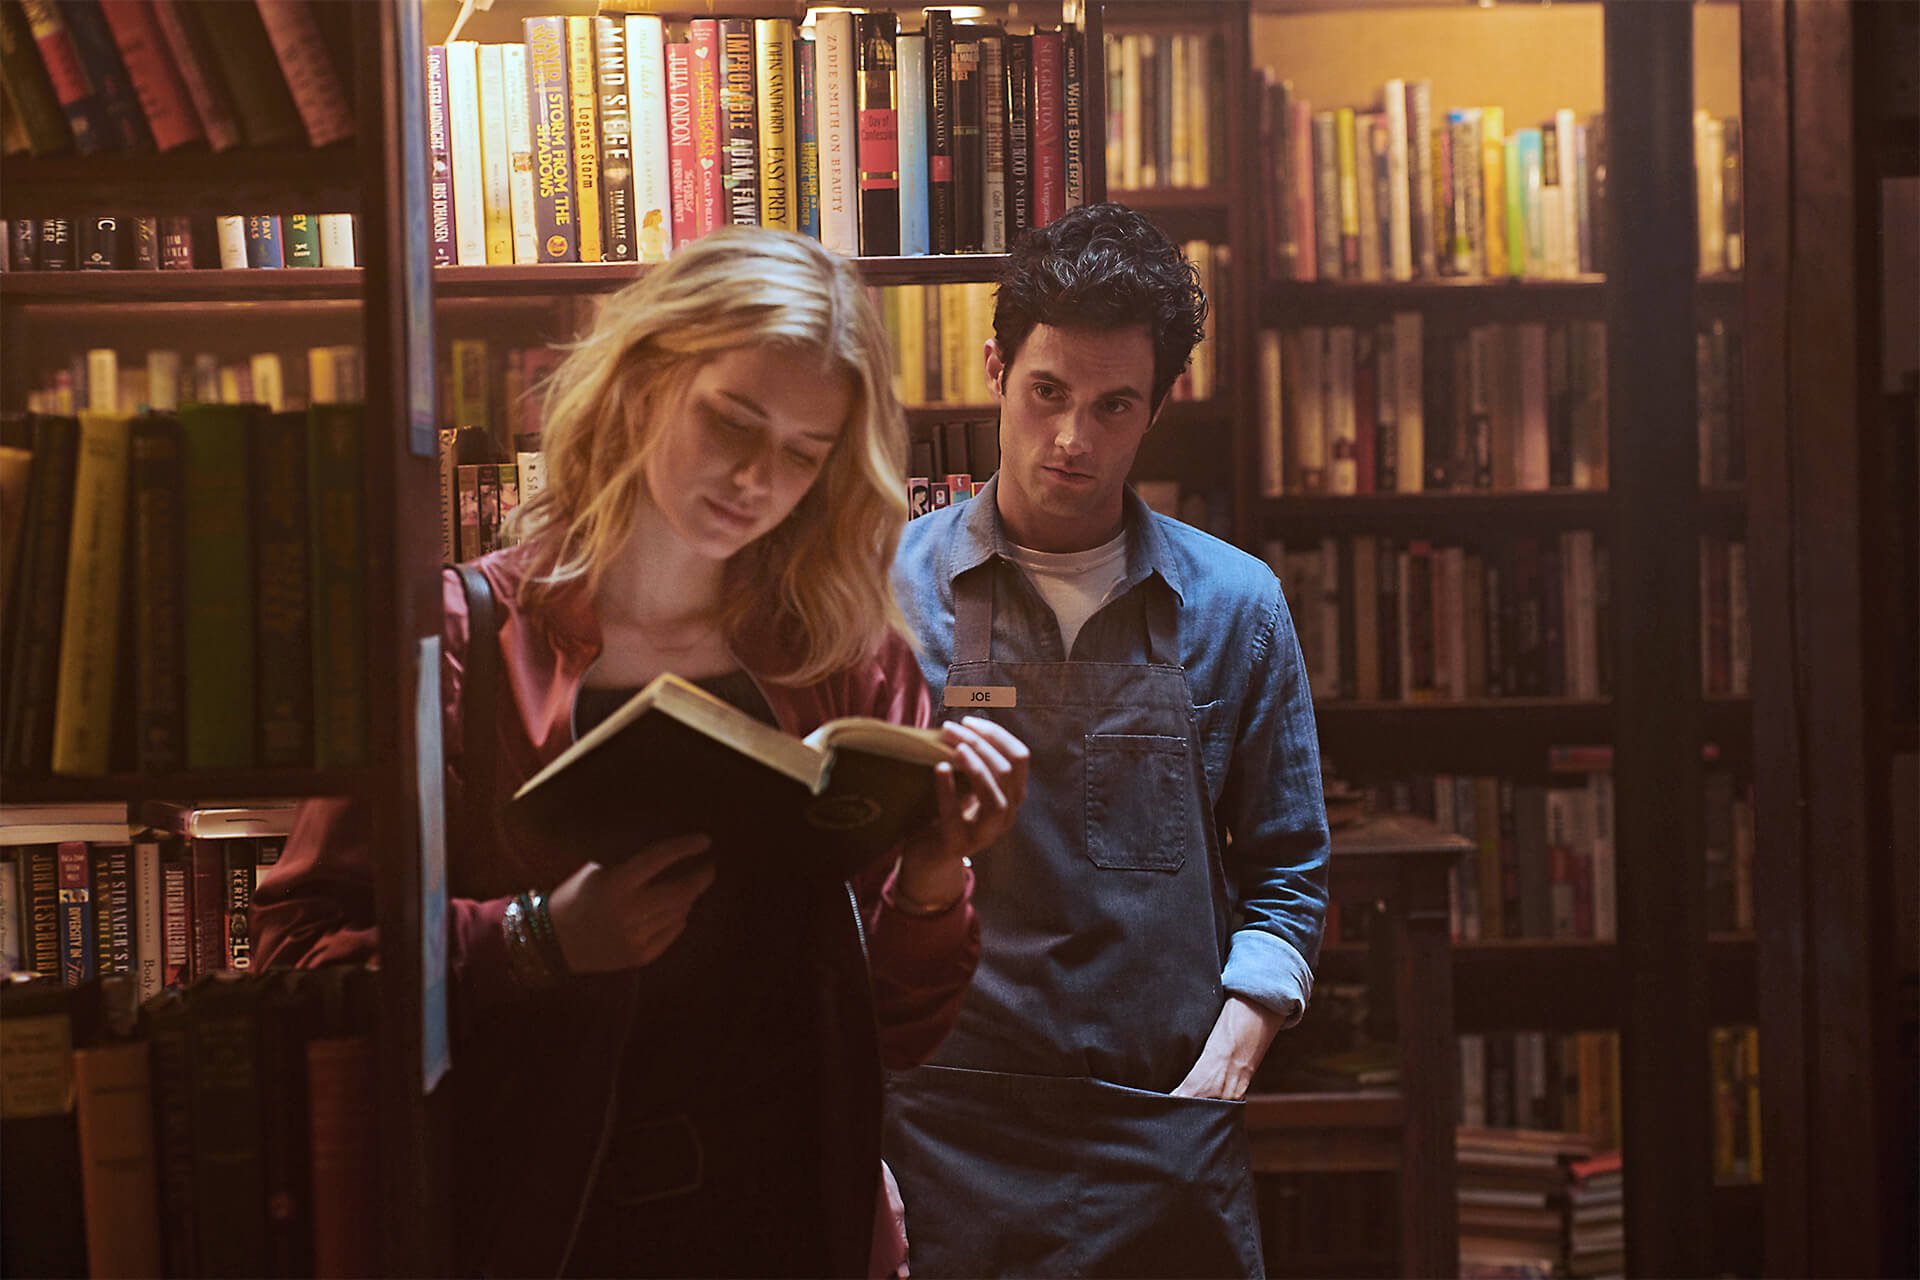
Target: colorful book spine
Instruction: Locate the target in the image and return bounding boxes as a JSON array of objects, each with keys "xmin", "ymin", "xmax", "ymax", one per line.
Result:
[
  {"xmin": 424, "ymin": 45, "xmax": 453, "ymax": 265},
  {"xmin": 444, "ymin": 40, "xmax": 485, "ymax": 266},
  {"xmin": 97, "ymin": 0, "xmax": 201, "ymax": 149},
  {"xmin": 0, "ymin": 0, "xmax": 74, "ymax": 154},
  {"xmin": 284, "ymin": 211, "xmax": 319, "ymax": 266},
  {"xmin": 501, "ymin": 43, "xmax": 538, "ymax": 264},
  {"xmin": 252, "ymin": 0, "xmax": 352, "ymax": 146},
  {"xmin": 18, "ymin": 0, "xmax": 105, "ymax": 153},
  {"xmin": 149, "ymin": 0, "xmax": 239, "ymax": 150},
  {"xmin": 754, "ymin": 17, "xmax": 794, "ymax": 232},
  {"xmin": 719, "ymin": 17, "xmax": 757, "ymax": 227},
  {"xmin": 56, "ymin": 0, "xmax": 150, "ymax": 149},
  {"xmin": 245, "ymin": 213, "xmax": 284, "ymax": 268},
  {"xmin": 57, "ymin": 840, "xmax": 93, "ymax": 982},
  {"xmin": 91, "ymin": 842, "xmax": 132, "ymax": 975},
  {"xmin": 476, "ymin": 42, "xmax": 514, "ymax": 264},
  {"xmin": 895, "ymin": 30, "xmax": 929, "ymax": 256},
  {"xmin": 1061, "ymin": 21, "xmax": 1083, "ymax": 209},
  {"xmin": 594, "ymin": 16, "xmax": 635, "ymax": 262},
  {"xmin": 50, "ymin": 410, "xmax": 131, "ymax": 776},
  {"xmin": 689, "ymin": 19, "xmax": 724, "ymax": 239},
  {"xmin": 565, "ymin": 16, "xmax": 602, "ymax": 261},
  {"xmin": 666, "ymin": 38, "xmax": 699, "ymax": 247},
  {"xmin": 524, "ymin": 16, "xmax": 575, "ymax": 262},
  {"xmin": 793, "ymin": 36, "xmax": 818, "ymax": 241},
  {"xmin": 813, "ymin": 9, "xmax": 856, "ymax": 255},
  {"xmin": 854, "ymin": 11, "xmax": 897, "ymax": 256},
  {"xmin": 627, "ymin": 15, "xmax": 670, "ymax": 263}
]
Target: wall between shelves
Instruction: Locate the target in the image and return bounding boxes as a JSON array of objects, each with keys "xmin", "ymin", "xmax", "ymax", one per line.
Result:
[{"xmin": 1250, "ymin": 6, "xmax": 1742, "ymax": 124}]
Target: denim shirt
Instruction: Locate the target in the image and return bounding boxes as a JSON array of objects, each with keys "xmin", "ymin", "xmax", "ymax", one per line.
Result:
[{"xmin": 892, "ymin": 478, "xmax": 1331, "ymax": 1024}]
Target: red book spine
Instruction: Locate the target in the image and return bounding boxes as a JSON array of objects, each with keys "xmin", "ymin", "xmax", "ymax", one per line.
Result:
[
  {"xmin": 307, "ymin": 1037, "xmax": 376, "ymax": 1280},
  {"xmin": 97, "ymin": 0, "xmax": 201, "ymax": 150},
  {"xmin": 252, "ymin": 0, "xmax": 353, "ymax": 146},
  {"xmin": 189, "ymin": 837, "xmax": 224, "ymax": 979},
  {"xmin": 150, "ymin": 0, "xmax": 240, "ymax": 150},
  {"xmin": 689, "ymin": 20, "xmax": 724, "ymax": 238},
  {"xmin": 665, "ymin": 39, "xmax": 699, "ymax": 248},
  {"xmin": 19, "ymin": 0, "xmax": 104, "ymax": 154},
  {"xmin": 1029, "ymin": 29, "xmax": 1063, "ymax": 227}
]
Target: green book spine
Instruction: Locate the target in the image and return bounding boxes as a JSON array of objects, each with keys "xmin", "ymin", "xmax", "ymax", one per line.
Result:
[
  {"xmin": 307, "ymin": 402, "xmax": 364, "ymax": 767},
  {"xmin": 1504, "ymin": 136, "xmax": 1527, "ymax": 278},
  {"xmin": 179, "ymin": 403, "xmax": 254, "ymax": 769},
  {"xmin": 0, "ymin": 0, "xmax": 71, "ymax": 153},
  {"xmin": 282, "ymin": 213, "xmax": 320, "ymax": 266}
]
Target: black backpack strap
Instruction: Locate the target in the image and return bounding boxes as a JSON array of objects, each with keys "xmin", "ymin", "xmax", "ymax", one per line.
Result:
[{"xmin": 452, "ymin": 563, "xmax": 499, "ymax": 830}]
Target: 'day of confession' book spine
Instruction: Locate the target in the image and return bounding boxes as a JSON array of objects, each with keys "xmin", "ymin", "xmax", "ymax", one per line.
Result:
[{"xmin": 855, "ymin": 10, "xmax": 898, "ymax": 256}]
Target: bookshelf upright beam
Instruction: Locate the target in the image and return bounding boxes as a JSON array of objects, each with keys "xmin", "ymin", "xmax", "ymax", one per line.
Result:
[{"xmin": 1602, "ymin": 5, "xmax": 1712, "ymax": 1276}]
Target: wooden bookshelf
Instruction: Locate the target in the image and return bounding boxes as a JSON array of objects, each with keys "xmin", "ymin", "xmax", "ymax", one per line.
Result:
[
  {"xmin": 0, "ymin": 147, "xmax": 362, "ymax": 218},
  {"xmin": 0, "ymin": 768, "xmax": 372, "ymax": 806},
  {"xmin": 1260, "ymin": 483, "xmax": 1749, "ymax": 536},
  {"xmin": 1262, "ymin": 273, "xmax": 1745, "ymax": 325},
  {"xmin": 0, "ymin": 268, "xmax": 365, "ymax": 303}
]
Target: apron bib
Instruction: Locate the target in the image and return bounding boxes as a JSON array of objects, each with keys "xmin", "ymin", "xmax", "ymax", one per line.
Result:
[{"xmin": 887, "ymin": 566, "xmax": 1263, "ymax": 1278}]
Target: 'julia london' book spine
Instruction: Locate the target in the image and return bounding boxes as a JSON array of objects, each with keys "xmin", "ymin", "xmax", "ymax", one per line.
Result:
[
  {"xmin": 566, "ymin": 16, "xmax": 603, "ymax": 261},
  {"xmin": 628, "ymin": 16, "xmax": 671, "ymax": 263},
  {"xmin": 251, "ymin": 0, "xmax": 352, "ymax": 146},
  {"xmin": 813, "ymin": 10, "xmax": 856, "ymax": 255},
  {"xmin": 855, "ymin": 11, "xmax": 898, "ymax": 256},
  {"xmin": 666, "ymin": 38, "xmax": 699, "ymax": 247},
  {"xmin": 719, "ymin": 17, "xmax": 757, "ymax": 226},
  {"xmin": 794, "ymin": 36, "xmax": 818, "ymax": 241},
  {"xmin": 1029, "ymin": 28, "xmax": 1063, "ymax": 228},
  {"xmin": 754, "ymin": 18, "xmax": 794, "ymax": 232},
  {"xmin": 594, "ymin": 16, "xmax": 635, "ymax": 262},
  {"xmin": 924, "ymin": 8, "xmax": 953, "ymax": 255},
  {"xmin": 525, "ymin": 16, "xmax": 576, "ymax": 262}
]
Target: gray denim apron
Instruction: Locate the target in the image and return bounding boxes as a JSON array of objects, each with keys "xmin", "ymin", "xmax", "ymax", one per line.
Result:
[{"xmin": 886, "ymin": 563, "xmax": 1264, "ymax": 1278}]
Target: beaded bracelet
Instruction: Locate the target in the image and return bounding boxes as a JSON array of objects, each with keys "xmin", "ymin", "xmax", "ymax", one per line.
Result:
[{"xmin": 503, "ymin": 890, "xmax": 570, "ymax": 989}]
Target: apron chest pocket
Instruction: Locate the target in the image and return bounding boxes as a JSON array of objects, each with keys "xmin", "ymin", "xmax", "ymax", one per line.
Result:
[{"xmin": 1084, "ymin": 734, "xmax": 1189, "ymax": 871}]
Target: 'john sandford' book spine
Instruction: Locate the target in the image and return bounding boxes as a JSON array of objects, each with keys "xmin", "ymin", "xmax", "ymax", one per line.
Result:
[{"xmin": 854, "ymin": 11, "xmax": 898, "ymax": 256}]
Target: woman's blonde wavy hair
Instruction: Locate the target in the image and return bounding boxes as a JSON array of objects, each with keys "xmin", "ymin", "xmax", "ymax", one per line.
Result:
[{"xmin": 509, "ymin": 227, "xmax": 909, "ymax": 686}]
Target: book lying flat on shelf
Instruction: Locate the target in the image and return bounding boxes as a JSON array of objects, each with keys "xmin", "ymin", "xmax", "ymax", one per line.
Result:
[{"xmin": 508, "ymin": 673, "xmax": 955, "ymax": 879}]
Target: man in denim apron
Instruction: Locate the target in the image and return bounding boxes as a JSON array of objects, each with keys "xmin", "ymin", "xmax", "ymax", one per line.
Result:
[{"xmin": 885, "ymin": 204, "xmax": 1332, "ymax": 1277}]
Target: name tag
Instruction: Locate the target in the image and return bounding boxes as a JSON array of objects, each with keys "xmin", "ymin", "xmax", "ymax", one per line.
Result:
[{"xmin": 943, "ymin": 685, "xmax": 1017, "ymax": 709}]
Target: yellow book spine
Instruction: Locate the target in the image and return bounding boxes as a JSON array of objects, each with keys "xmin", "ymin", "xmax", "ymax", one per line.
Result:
[
  {"xmin": 567, "ymin": 16, "xmax": 604, "ymax": 262},
  {"xmin": 452, "ymin": 339, "xmax": 491, "ymax": 432},
  {"xmin": 1481, "ymin": 106, "xmax": 1508, "ymax": 279},
  {"xmin": 1335, "ymin": 107, "xmax": 1360, "ymax": 260},
  {"xmin": 939, "ymin": 284, "xmax": 969, "ymax": 406},
  {"xmin": 755, "ymin": 19, "xmax": 795, "ymax": 231},
  {"xmin": 51, "ymin": 412, "xmax": 132, "ymax": 777},
  {"xmin": 897, "ymin": 285, "xmax": 926, "ymax": 407}
]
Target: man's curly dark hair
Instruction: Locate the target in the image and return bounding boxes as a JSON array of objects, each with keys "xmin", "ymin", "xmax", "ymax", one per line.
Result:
[{"xmin": 991, "ymin": 202, "xmax": 1209, "ymax": 411}]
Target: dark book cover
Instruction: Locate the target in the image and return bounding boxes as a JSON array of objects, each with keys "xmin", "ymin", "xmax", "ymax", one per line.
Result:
[
  {"xmin": 53, "ymin": 0, "xmax": 149, "ymax": 149},
  {"xmin": 854, "ymin": 10, "xmax": 897, "ymax": 255},
  {"xmin": 187, "ymin": 972, "xmax": 269, "ymax": 1276},
  {"xmin": 9, "ymin": 216, "xmax": 36, "ymax": 269},
  {"xmin": 1373, "ymin": 322, "xmax": 1399, "ymax": 492},
  {"xmin": 1029, "ymin": 28, "xmax": 1062, "ymax": 226},
  {"xmin": 188, "ymin": 835, "xmax": 223, "ymax": 979},
  {"xmin": 0, "ymin": 0, "xmax": 72, "ymax": 154},
  {"xmin": 1375, "ymin": 536, "xmax": 1400, "ymax": 700},
  {"xmin": 78, "ymin": 210, "xmax": 118, "ymax": 267},
  {"xmin": 524, "ymin": 16, "xmax": 577, "ymax": 262},
  {"xmin": 90, "ymin": 840, "xmax": 131, "ymax": 975},
  {"xmin": 16, "ymin": 0, "xmax": 106, "ymax": 155},
  {"xmin": 57, "ymin": 839, "xmax": 94, "ymax": 983},
  {"xmin": 1061, "ymin": 21, "xmax": 1082, "ymax": 209},
  {"xmin": 131, "ymin": 412, "xmax": 186, "ymax": 772},
  {"xmin": 142, "ymin": 987, "xmax": 199, "ymax": 1277},
  {"xmin": 187, "ymin": 0, "xmax": 298, "ymax": 147},
  {"xmin": 793, "ymin": 35, "xmax": 819, "ymax": 240},
  {"xmin": 1546, "ymin": 324, "xmax": 1573, "ymax": 488},
  {"xmin": 965, "ymin": 418, "xmax": 999, "ymax": 478},
  {"xmin": 3, "ymin": 414, "xmax": 79, "ymax": 774},
  {"xmin": 951, "ymin": 28, "xmax": 983, "ymax": 252},
  {"xmin": 38, "ymin": 214, "xmax": 73, "ymax": 267},
  {"xmin": 925, "ymin": 7, "xmax": 953, "ymax": 254},
  {"xmin": 1483, "ymin": 553, "xmax": 1505, "ymax": 697},
  {"xmin": 595, "ymin": 15, "xmax": 636, "ymax": 260},
  {"xmin": 22, "ymin": 843, "xmax": 60, "ymax": 977},
  {"xmin": 159, "ymin": 213, "xmax": 192, "ymax": 268},
  {"xmin": 306, "ymin": 1027, "xmax": 375, "ymax": 1280},
  {"xmin": 719, "ymin": 17, "xmax": 758, "ymax": 226},
  {"xmin": 178, "ymin": 403, "xmax": 255, "ymax": 769},
  {"xmin": 505, "ymin": 673, "xmax": 948, "ymax": 881},
  {"xmin": 1003, "ymin": 32, "xmax": 1030, "ymax": 241},
  {"xmin": 1541, "ymin": 538, "xmax": 1564, "ymax": 697},
  {"xmin": 258, "ymin": 970, "xmax": 322, "ymax": 1277},
  {"xmin": 250, "ymin": 411, "xmax": 312, "ymax": 768},
  {"xmin": 1335, "ymin": 536, "xmax": 1358, "ymax": 700},
  {"xmin": 282, "ymin": 212, "xmax": 319, "ymax": 266},
  {"xmin": 222, "ymin": 839, "xmax": 252, "ymax": 970},
  {"xmin": 130, "ymin": 213, "xmax": 158, "ymax": 267},
  {"xmin": 308, "ymin": 402, "xmax": 365, "ymax": 767},
  {"xmin": 0, "ymin": 980, "xmax": 90, "ymax": 1278},
  {"xmin": 160, "ymin": 840, "xmax": 189, "ymax": 987}
]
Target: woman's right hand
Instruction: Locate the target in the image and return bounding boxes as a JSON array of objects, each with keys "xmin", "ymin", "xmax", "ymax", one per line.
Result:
[{"xmin": 545, "ymin": 834, "xmax": 716, "ymax": 974}]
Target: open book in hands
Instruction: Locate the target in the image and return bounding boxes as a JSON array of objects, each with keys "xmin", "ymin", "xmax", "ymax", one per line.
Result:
[{"xmin": 505, "ymin": 673, "xmax": 958, "ymax": 880}]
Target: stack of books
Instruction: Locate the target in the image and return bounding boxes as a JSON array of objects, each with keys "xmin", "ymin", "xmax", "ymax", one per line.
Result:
[
  {"xmin": 1456, "ymin": 1125, "xmax": 1597, "ymax": 1279},
  {"xmin": 1565, "ymin": 1149, "xmax": 1624, "ymax": 1279}
]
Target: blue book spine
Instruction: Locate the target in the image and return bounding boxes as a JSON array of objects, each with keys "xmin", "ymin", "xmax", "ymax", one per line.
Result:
[
  {"xmin": 794, "ymin": 38, "xmax": 820, "ymax": 241},
  {"xmin": 245, "ymin": 215, "xmax": 285, "ymax": 269},
  {"xmin": 896, "ymin": 31, "xmax": 929, "ymax": 256},
  {"xmin": 1515, "ymin": 128, "xmax": 1545, "ymax": 273}
]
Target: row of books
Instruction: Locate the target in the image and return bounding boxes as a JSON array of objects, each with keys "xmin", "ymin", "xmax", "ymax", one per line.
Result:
[
  {"xmin": 1257, "ymin": 317, "xmax": 1743, "ymax": 498},
  {"xmin": 0, "ymin": 404, "xmax": 366, "ymax": 778},
  {"xmin": 1100, "ymin": 30, "xmax": 1225, "ymax": 192},
  {"xmin": 1, "ymin": 212, "xmax": 358, "ymax": 271},
  {"xmin": 1458, "ymin": 1039, "xmax": 1619, "ymax": 1151},
  {"xmin": 0, "ymin": 800, "xmax": 298, "ymax": 989},
  {"xmin": 425, "ymin": 8, "xmax": 1089, "ymax": 268},
  {"xmin": 436, "ymin": 425, "xmax": 546, "ymax": 566},
  {"xmin": 1257, "ymin": 73, "xmax": 1746, "ymax": 283},
  {"xmin": 0, "ymin": 965, "xmax": 377, "ymax": 1280},
  {"xmin": 0, "ymin": 0, "xmax": 354, "ymax": 157},
  {"xmin": 15, "ymin": 341, "xmax": 361, "ymax": 424}
]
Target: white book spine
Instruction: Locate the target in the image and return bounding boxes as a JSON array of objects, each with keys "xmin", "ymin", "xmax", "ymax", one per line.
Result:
[
  {"xmin": 87, "ymin": 349, "xmax": 118, "ymax": 413},
  {"xmin": 1290, "ymin": 328, "xmax": 1327, "ymax": 492},
  {"xmin": 981, "ymin": 35, "xmax": 1006, "ymax": 252},
  {"xmin": 250, "ymin": 353, "xmax": 285, "ymax": 412},
  {"xmin": 815, "ymin": 11, "xmax": 858, "ymax": 257},
  {"xmin": 1384, "ymin": 79, "xmax": 1412, "ymax": 280},
  {"xmin": 216, "ymin": 215, "xmax": 247, "ymax": 268},
  {"xmin": 517, "ymin": 450, "xmax": 548, "ymax": 500},
  {"xmin": 1556, "ymin": 107, "xmax": 1580, "ymax": 276},
  {"xmin": 146, "ymin": 351, "xmax": 180, "ymax": 413},
  {"xmin": 1695, "ymin": 110, "xmax": 1725, "ymax": 275},
  {"xmin": 477, "ymin": 43, "xmax": 514, "ymax": 264},
  {"xmin": 628, "ymin": 16, "xmax": 673, "ymax": 263},
  {"xmin": 1326, "ymin": 326, "xmax": 1357, "ymax": 495},
  {"xmin": 446, "ymin": 41, "xmax": 488, "ymax": 266},
  {"xmin": 1392, "ymin": 311, "xmax": 1423, "ymax": 492},
  {"xmin": 318, "ymin": 214, "xmax": 356, "ymax": 266},
  {"xmin": 502, "ymin": 45, "xmax": 540, "ymax": 265},
  {"xmin": 1257, "ymin": 329, "xmax": 1284, "ymax": 498},
  {"xmin": 134, "ymin": 838, "xmax": 162, "ymax": 1001}
]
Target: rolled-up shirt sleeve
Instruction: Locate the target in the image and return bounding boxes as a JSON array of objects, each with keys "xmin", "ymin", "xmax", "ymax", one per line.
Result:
[{"xmin": 1219, "ymin": 578, "xmax": 1330, "ymax": 1027}]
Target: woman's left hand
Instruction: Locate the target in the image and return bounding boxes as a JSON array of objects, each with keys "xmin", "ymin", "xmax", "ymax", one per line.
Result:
[{"xmin": 893, "ymin": 716, "xmax": 1029, "ymax": 910}]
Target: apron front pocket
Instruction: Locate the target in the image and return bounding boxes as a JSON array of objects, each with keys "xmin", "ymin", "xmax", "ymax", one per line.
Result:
[{"xmin": 1084, "ymin": 734, "xmax": 1189, "ymax": 871}]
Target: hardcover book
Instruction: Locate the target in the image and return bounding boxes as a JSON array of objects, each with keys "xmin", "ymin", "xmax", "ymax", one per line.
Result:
[{"xmin": 507, "ymin": 672, "xmax": 955, "ymax": 879}]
